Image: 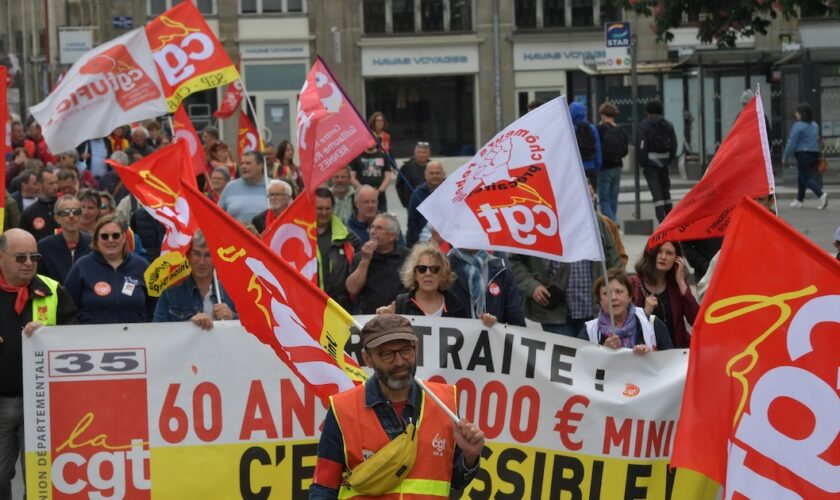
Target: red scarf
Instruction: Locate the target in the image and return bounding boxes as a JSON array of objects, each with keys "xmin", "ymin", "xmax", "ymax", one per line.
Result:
[
  {"xmin": 264, "ymin": 208, "xmax": 279, "ymax": 228},
  {"xmin": 0, "ymin": 269, "xmax": 29, "ymax": 314}
]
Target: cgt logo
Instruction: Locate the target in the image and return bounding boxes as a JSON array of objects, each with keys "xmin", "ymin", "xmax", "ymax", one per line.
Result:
[
  {"xmin": 150, "ymin": 17, "xmax": 216, "ymax": 87},
  {"xmin": 49, "ymin": 378, "xmax": 151, "ymax": 499}
]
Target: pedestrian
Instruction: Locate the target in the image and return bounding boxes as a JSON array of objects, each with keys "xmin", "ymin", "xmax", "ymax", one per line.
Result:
[
  {"xmin": 274, "ymin": 140, "xmax": 304, "ymax": 195},
  {"xmin": 309, "ymin": 314, "xmax": 484, "ymax": 499},
  {"xmin": 0, "ymin": 229, "xmax": 78, "ymax": 498},
  {"xmin": 569, "ymin": 101, "xmax": 602, "ymax": 185},
  {"xmin": 368, "ymin": 111, "xmax": 391, "ymax": 153},
  {"xmin": 783, "ymin": 103, "xmax": 828, "ymax": 209},
  {"xmin": 395, "ymin": 141, "xmax": 431, "ymax": 209},
  {"xmin": 597, "ymin": 102, "xmax": 628, "ymax": 222},
  {"xmin": 637, "ymin": 100, "xmax": 678, "ymax": 222},
  {"xmin": 329, "ymin": 166, "xmax": 355, "ymax": 222}
]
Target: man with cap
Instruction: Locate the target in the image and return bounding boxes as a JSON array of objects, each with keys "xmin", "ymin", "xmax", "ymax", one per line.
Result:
[{"xmin": 310, "ymin": 314, "xmax": 485, "ymax": 499}]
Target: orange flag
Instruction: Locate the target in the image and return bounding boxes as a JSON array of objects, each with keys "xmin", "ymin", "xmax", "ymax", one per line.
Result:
[
  {"xmin": 172, "ymin": 107, "xmax": 208, "ymax": 176},
  {"xmin": 262, "ymin": 193, "xmax": 318, "ymax": 284},
  {"xmin": 671, "ymin": 197, "xmax": 840, "ymax": 498},
  {"xmin": 180, "ymin": 181, "xmax": 366, "ymax": 400},
  {"xmin": 648, "ymin": 93, "xmax": 775, "ymax": 248},
  {"xmin": 0, "ymin": 66, "xmax": 7, "ymax": 234},
  {"xmin": 145, "ymin": 1, "xmax": 239, "ymax": 112},
  {"xmin": 237, "ymin": 112, "xmax": 263, "ymax": 161}
]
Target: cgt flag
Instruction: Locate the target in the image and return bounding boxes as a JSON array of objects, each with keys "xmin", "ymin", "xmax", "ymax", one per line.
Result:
[
  {"xmin": 146, "ymin": 1, "xmax": 239, "ymax": 112},
  {"xmin": 671, "ymin": 197, "xmax": 840, "ymax": 498},
  {"xmin": 296, "ymin": 56, "xmax": 376, "ymax": 194},
  {"xmin": 238, "ymin": 112, "xmax": 263, "ymax": 160},
  {"xmin": 419, "ymin": 96, "xmax": 603, "ymax": 261},
  {"xmin": 180, "ymin": 182, "xmax": 366, "ymax": 400},
  {"xmin": 648, "ymin": 92, "xmax": 775, "ymax": 248},
  {"xmin": 261, "ymin": 192, "xmax": 318, "ymax": 283},
  {"xmin": 29, "ymin": 28, "xmax": 168, "ymax": 153},
  {"xmin": 213, "ymin": 58, "xmax": 243, "ymax": 119},
  {"xmin": 173, "ymin": 107, "xmax": 208, "ymax": 176}
]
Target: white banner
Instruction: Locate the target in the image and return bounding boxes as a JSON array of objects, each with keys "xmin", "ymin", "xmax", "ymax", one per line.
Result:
[
  {"xmin": 23, "ymin": 317, "xmax": 716, "ymax": 499},
  {"xmin": 418, "ymin": 96, "xmax": 604, "ymax": 262},
  {"xmin": 30, "ymin": 28, "xmax": 168, "ymax": 153}
]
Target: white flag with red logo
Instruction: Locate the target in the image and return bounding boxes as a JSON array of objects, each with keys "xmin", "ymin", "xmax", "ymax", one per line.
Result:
[
  {"xmin": 29, "ymin": 28, "xmax": 168, "ymax": 153},
  {"xmin": 419, "ymin": 97, "xmax": 604, "ymax": 261}
]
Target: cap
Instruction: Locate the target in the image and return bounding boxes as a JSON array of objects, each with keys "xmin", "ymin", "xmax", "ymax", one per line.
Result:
[{"xmin": 361, "ymin": 314, "xmax": 417, "ymax": 349}]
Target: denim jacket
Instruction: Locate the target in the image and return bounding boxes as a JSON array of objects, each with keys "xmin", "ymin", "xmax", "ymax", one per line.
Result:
[
  {"xmin": 152, "ymin": 276, "xmax": 237, "ymax": 322},
  {"xmin": 783, "ymin": 121, "xmax": 820, "ymax": 161}
]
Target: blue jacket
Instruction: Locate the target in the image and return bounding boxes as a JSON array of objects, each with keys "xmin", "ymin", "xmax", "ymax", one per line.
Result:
[
  {"xmin": 448, "ymin": 251, "xmax": 525, "ymax": 326},
  {"xmin": 783, "ymin": 121, "xmax": 821, "ymax": 161},
  {"xmin": 65, "ymin": 251, "xmax": 154, "ymax": 324},
  {"xmin": 570, "ymin": 101, "xmax": 602, "ymax": 170},
  {"xmin": 37, "ymin": 232, "xmax": 92, "ymax": 283},
  {"xmin": 406, "ymin": 182, "xmax": 433, "ymax": 247},
  {"xmin": 153, "ymin": 275, "xmax": 237, "ymax": 322}
]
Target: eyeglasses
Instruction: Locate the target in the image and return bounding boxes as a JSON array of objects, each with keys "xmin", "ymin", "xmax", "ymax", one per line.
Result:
[
  {"xmin": 99, "ymin": 232, "xmax": 122, "ymax": 241},
  {"xmin": 414, "ymin": 265, "xmax": 441, "ymax": 275},
  {"xmin": 367, "ymin": 224, "xmax": 388, "ymax": 233},
  {"xmin": 416, "ymin": 141, "xmax": 430, "ymax": 147},
  {"xmin": 268, "ymin": 192, "xmax": 291, "ymax": 197},
  {"xmin": 6, "ymin": 252, "xmax": 41, "ymax": 264},
  {"xmin": 375, "ymin": 344, "xmax": 416, "ymax": 363},
  {"xmin": 57, "ymin": 208, "xmax": 83, "ymax": 217}
]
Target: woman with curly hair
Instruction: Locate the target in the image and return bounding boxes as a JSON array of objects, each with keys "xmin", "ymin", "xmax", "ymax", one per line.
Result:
[
  {"xmin": 630, "ymin": 241, "xmax": 699, "ymax": 348},
  {"xmin": 376, "ymin": 242, "xmax": 467, "ymax": 318}
]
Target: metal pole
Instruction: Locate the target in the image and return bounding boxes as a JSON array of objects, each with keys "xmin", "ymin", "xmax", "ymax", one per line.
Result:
[
  {"xmin": 698, "ymin": 56, "xmax": 706, "ymax": 171},
  {"xmin": 492, "ymin": 0, "xmax": 502, "ymax": 132},
  {"xmin": 631, "ymin": 34, "xmax": 640, "ymax": 219}
]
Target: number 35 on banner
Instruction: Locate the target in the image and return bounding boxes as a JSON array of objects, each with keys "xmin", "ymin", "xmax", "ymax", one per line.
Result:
[{"xmin": 49, "ymin": 349, "xmax": 147, "ymax": 376}]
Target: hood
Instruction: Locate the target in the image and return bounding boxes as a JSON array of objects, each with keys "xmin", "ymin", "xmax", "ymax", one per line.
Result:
[{"xmin": 569, "ymin": 102, "xmax": 587, "ymax": 125}]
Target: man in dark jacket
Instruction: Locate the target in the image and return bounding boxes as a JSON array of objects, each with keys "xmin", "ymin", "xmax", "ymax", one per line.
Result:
[
  {"xmin": 346, "ymin": 213, "xmax": 407, "ymax": 314},
  {"xmin": 37, "ymin": 195, "xmax": 92, "ymax": 283},
  {"xmin": 20, "ymin": 169, "xmax": 60, "ymax": 241},
  {"xmin": 406, "ymin": 161, "xmax": 445, "ymax": 247},
  {"xmin": 0, "ymin": 229, "xmax": 78, "ymax": 497},
  {"xmin": 315, "ymin": 188, "xmax": 360, "ymax": 311},
  {"xmin": 448, "ymin": 249, "xmax": 525, "ymax": 326},
  {"xmin": 637, "ymin": 100, "xmax": 678, "ymax": 222},
  {"xmin": 395, "ymin": 141, "xmax": 431, "ymax": 208}
]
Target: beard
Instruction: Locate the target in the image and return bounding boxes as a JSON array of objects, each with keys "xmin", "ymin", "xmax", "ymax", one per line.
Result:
[{"xmin": 374, "ymin": 362, "xmax": 417, "ymax": 391}]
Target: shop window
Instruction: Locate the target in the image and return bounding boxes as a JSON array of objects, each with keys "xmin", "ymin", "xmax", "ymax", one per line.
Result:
[
  {"xmin": 515, "ymin": 0, "xmax": 537, "ymax": 29},
  {"xmin": 422, "ymin": 0, "xmax": 445, "ymax": 32},
  {"xmin": 148, "ymin": 0, "xmax": 217, "ymax": 16},
  {"xmin": 544, "ymin": 0, "xmax": 565, "ymax": 27},
  {"xmin": 239, "ymin": 0, "xmax": 307, "ymax": 14},
  {"xmin": 363, "ymin": 0, "xmax": 473, "ymax": 34},
  {"xmin": 571, "ymin": 0, "xmax": 594, "ymax": 27},
  {"xmin": 363, "ymin": 0, "xmax": 387, "ymax": 33},
  {"xmin": 393, "ymin": 0, "xmax": 416, "ymax": 33}
]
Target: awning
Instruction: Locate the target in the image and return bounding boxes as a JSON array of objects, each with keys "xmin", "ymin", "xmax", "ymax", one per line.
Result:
[{"xmin": 577, "ymin": 61, "xmax": 678, "ymax": 76}]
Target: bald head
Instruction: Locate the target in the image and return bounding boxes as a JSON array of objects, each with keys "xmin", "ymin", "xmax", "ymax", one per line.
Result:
[
  {"xmin": 425, "ymin": 161, "xmax": 445, "ymax": 190},
  {"xmin": 355, "ymin": 185, "xmax": 379, "ymax": 222},
  {"xmin": 0, "ymin": 229, "xmax": 39, "ymax": 286}
]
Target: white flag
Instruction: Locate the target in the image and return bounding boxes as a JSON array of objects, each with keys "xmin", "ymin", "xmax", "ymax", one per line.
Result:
[
  {"xmin": 30, "ymin": 29, "xmax": 168, "ymax": 153},
  {"xmin": 418, "ymin": 97, "xmax": 604, "ymax": 262}
]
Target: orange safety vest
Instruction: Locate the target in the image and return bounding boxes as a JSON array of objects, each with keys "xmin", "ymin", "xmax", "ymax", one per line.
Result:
[{"xmin": 332, "ymin": 381, "xmax": 457, "ymax": 499}]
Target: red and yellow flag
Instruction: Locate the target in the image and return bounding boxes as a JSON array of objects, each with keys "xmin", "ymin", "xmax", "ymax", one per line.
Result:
[
  {"xmin": 261, "ymin": 193, "xmax": 318, "ymax": 284},
  {"xmin": 0, "ymin": 66, "xmax": 7, "ymax": 233},
  {"xmin": 145, "ymin": 1, "xmax": 239, "ymax": 112},
  {"xmin": 172, "ymin": 107, "xmax": 208, "ymax": 176},
  {"xmin": 237, "ymin": 112, "xmax": 263, "ymax": 161},
  {"xmin": 213, "ymin": 57, "xmax": 243, "ymax": 120},
  {"xmin": 671, "ymin": 197, "xmax": 840, "ymax": 498},
  {"xmin": 181, "ymin": 181, "xmax": 365, "ymax": 400}
]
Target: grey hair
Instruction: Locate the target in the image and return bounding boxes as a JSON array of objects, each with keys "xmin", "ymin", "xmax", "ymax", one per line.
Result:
[
  {"xmin": 192, "ymin": 230, "xmax": 207, "ymax": 248},
  {"xmin": 376, "ymin": 213, "xmax": 400, "ymax": 235},
  {"xmin": 110, "ymin": 151, "xmax": 130, "ymax": 164},
  {"xmin": 54, "ymin": 194, "xmax": 79, "ymax": 213},
  {"xmin": 268, "ymin": 179, "xmax": 293, "ymax": 196},
  {"xmin": 131, "ymin": 126, "xmax": 149, "ymax": 138},
  {"xmin": 211, "ymin": 167, "xmax": 231, "ymax": 181}
]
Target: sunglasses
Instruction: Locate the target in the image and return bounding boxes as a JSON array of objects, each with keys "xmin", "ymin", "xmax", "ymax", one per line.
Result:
[
  {"xmin": 415, "ymin": 265, "xmax": 441, "ymax": 274},
  {"xmin": 7, "ymin": 252, "xmax": 41, "ymax": 264},
  {"xmin": 57, "ymin": 208, "xmax": 83, "ymax": 217},
  {"xmin": 416, "ymin": 141, "xmax": 430, "ymax": 147},
  {"xmin": 99, "ymin": 232, "xmax": 122, "ymax": 241}
]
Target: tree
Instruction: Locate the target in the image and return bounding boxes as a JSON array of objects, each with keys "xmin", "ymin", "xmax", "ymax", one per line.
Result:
[{"xmin": 616, "ymin": 0, "xmax": 838, "ymax": 48}]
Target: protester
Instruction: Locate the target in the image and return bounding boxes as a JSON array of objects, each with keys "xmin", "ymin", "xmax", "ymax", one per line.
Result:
[
  {"xmin": 108, "ymin": 126, "xmax": 129, "ymax": 152},
  {"xmin": 11, "ymin": 169, "xmax": 38, "ymax": 212},
  {"xmin": 631, "ymin": 241, "xmax": 699, "ymax": 348},
  {"xmin": 77, "ymin": 137, "xmax": 112, "ymax": 181},
  {"xmin": 145, "ymin": 120, "xmax": 165, "ymax": 149},
  {"xmin": 219, "ymin": 150, "xmax": 268, "ymax": 223},
  {"xmin": 315, "ymin": 188, "xmax": 360, "ymax": 311},
  {"xmin": 345, "ymin": 213, "xmax": 408, "ymax": 314},
  {"xmin": 9, "ymin": 121, "xmax": 25, "ymax": 149},
  {"xmin": 64, "ymin": 215, "xmax": 153, "ymax": 324},
  {"xmin": 37, "ymin": 195, "xmax": 92, "ymax": 283},
  {"xmin": 153, "ymin": 231, "xmax": 236, "ymax": 329},
  {"xmin": 783, "ymin": 103, "xmax": 828, "ymax": 209},
  {"xmin": 23, "ymin": 121, "xmax": 55, "ymax": 165},
  {"xmin": 350, "ymin": 145, "xmax": 392, "ymax": 212},
  {"xmin": 126, "ymin": 126, "xmax": 155, "ymax": 162},
  {"xmin": 329, "ymin": 166, "xmax": 355, "ymax": 222},
  {"xmin": 207, "ymin": 167, "xmax": 231, "ymax": 204},
  {"xmin": 579, "ymin": 269, "xmax": 672, "ymax": 354},
  {"xmin": 376, "ymin": 242, "xmax": 468, "ymax": 318},
  {"xmin": 20, "ymin": 169, "xmax": 60, "ymax": 241},
  {"xmin": 2, "ymin": 194, "xmax": 20, "ymax": 233},
  {"xmin": 56, "ymin": 169, "xmax": 80, "ymax": 196},
  {"xmin": 310, "ymin": 314, "xmax": 484, "ymax": 499},
  {"xmin": 637, "ymin": 100, "xmax": 678, "ymax": 222},
  {"xmin": 570, "ymin": 101, "xmax": 602, "ymax": 184},
  {"xmin": 274, "ymin": 140, "xmax": 304, "ymax": 195},
  {"xmin": 0, "ymin": 229, "xmax": 78, "ymax": 498},
  {"xmin": 368, "ymin": 111, "xmax": 391, "ymax": 153},
  {"xmin": 406, "ymin": 160, "xmax": 445, "ymax": 247},
  {"xmin": 344, "ymin": 185, "xmax": 379, "ymax": 244},
  {"xmin": 6, "ymin": 148, "xmax": 29, "ymax": 188},
  {"xmin": 597, "ymin": 102, "xmax": 628, "ymax": 222},
  {"xmin": 396, "ymin": 141, "xmax": 431, "ymax": 208},
  {"xmin": 252, "ymin": 180, "xmax": 293, "ymax": 233},
  {"xmin": 448, "ymin": 248, "xmax": 526, "ymax": 327},
  {"xmin": 77, "ymin": 189, "xmax": 101, "ymax": 234},
  {"xmin": 127, "ymin": 196, "xmax": 165, "ymax": 262},
  {"xmin": 207, "ymin": 142, "xmax": 236, "ymax": 179},
  {"xmin": 98, "ymin": 150, "xmax": 131, "ymax": 202}
]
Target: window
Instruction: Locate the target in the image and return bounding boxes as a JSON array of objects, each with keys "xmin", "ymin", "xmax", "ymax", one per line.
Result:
[
  {"xmin": 515, "ymin": 0, "xmax": 603, "ymax": 29},
  {"xmin": 544, "ymin": 0, "xmax": 565, "ymax": 27},
  {"xmin": 515, "ymin": 0, "xmax": 537, "ymax": 29},
  {"xmin": 148, "ymin": 0, "xmax": 217, "ymax": 16},
  {"xmin": 571, "ymin": 0, "xmax": 593, "ymax": 27},
  {"xmin": 239, "ymin": 0, "xmax": 307, "ymax": 14},
  {"xmin": 363, "ymin": 0, "xmax": 472, "ymax": 34}
]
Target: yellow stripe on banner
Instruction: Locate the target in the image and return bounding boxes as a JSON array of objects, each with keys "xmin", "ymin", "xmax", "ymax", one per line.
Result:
[
  {"xmin": 458, "ymin": 442, "xmax": 720, "ymax": 500},
  {"xmin": 150, "ymin": 440, "xmax": 319, "ymax": 499},
  {"xmin": 321, "ymin": 298, "xmax": 368, "ymax": 383},
  {"xmin": 25, "ymin": 451, "xmax": 52, "ymax": 500},
  {"xmin": 166, "ymin": 65, "xmax": 241, "ymax": 112}
]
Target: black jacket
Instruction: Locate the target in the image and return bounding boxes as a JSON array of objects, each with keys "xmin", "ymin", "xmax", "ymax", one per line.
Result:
[
  {"xmin": 396, "ymin": 158, "xmax": 427, "ymax": 208},
  {"xmin": 20, "ymin": 197, "xmax": 59, "ymax": 241},
  {"xmin": 37, "ymin": 232, "xmax": 93, "ymax": 283},
  {"xmin": 129, "ymin": 200, "xmax": 166, "ymax": 262},
  {"xmin": 448, "ymin": 252, "xmax": 526, "ymax": 326},
  {"xmin": 394, "ymin": 288, "xmax": 469, "ymax": 318}
]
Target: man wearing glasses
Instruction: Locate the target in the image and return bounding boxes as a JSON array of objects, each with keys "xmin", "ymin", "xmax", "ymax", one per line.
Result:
[
  {"xmin": 36, "ymin": 195, "xmax": 93, "ymax": 283},
  {"xmin": 0, "ymin": 228, "xmax": 78, "ymax": 498},
  {"xmin": 310, "ymin": 314, "xmax": 484, "ymax": 499},
  {"xmin": 251, "ymin": 180, "xmax": 293, "ymax": 234},
  {"xmin": 346, "ymin": 214, "xmax": 408, "ymax": 314}
]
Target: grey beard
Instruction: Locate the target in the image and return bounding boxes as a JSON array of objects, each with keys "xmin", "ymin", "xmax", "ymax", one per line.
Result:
[{"xmin": 377, "ymin": 365, "xmax": 416, "ymax": 391}]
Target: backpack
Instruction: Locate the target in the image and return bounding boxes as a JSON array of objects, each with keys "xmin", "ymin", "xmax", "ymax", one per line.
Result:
[
  {"xmin": 644, "ymin": 119, "xmax": 674, "ymax": 155},
  {"xmin": 576, "ymin": 122, "xmax": 597, "ymax": 161},
  {"xmin": 600, "ymin": 125, "xmax": 628, "ymax": 163}
]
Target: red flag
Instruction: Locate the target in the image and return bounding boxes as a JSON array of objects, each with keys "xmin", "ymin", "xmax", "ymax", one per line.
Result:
[
  {"xmin": 107, "ymin": 141, "xmax": 198, "ymax": 254},
  {"xmin": 671, "ymin": 197, "xmax": 840, "ymax": 498},
  {"xmin": 213, "ymin": 58, "xmax": 243, "ymax": 119},
  {"xmin": 172, "ymin": 107, "xmax": 208, "ymax": 176},
  {"xmin": 180, "ymin": 182, "xmax": 365, "ymax": 400},
  {"xmin": 145, "ymin": 1, "xmax": 239, "ymax": 112},
  {"xmin": 262, "ymin": 193, "xmax": 318, "ymax": 283},
  {"xmin": 1, "ymin": 66, "xmax": 6, "ymax": 234},
  {"xmin": 238, "ymin": 112, "xmax": 263, "ymax": 161},
  {"xmin": 296, "ymin": 56, "xmax": 376, "ymax": 194},
  {"xmin": 648, "ymin": 93, "xmax": 775, "ymax": 248}
]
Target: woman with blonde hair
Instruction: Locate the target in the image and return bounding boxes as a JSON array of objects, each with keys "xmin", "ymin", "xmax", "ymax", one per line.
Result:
[{"xmin": 376, "ymin": 242, "xmax": 467, "ymax": 318}]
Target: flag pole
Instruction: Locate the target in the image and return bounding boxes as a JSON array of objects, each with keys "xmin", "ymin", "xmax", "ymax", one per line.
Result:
[
  {"xmin": 213, "ymin": 270, "xmax": 222, "ymax": 305},
  {"xmin": 755, "ymin": 83, "xmax": 780, "ymax": 219}
]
